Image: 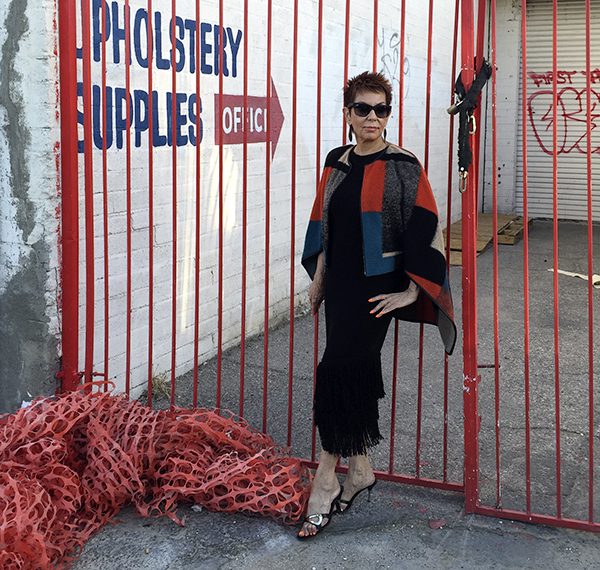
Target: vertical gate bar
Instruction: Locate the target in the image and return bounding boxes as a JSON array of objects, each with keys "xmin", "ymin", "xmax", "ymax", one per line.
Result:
[
  {"xmin": 101, "ymin": 0, "xmax": 109, "ymax": 390},
  {"xmin": 398, "ymin": 0, "xmax": 405, "ymax": 144},
  {"xmin": 472, "ymin": 0, "xmax": 487, "ymax": 209},
  {"xmin": 476, "ymin": 0, "xmax": 487, "ymax": 71},
  {"xmin": 262, "ymin": 0, "xmax": 272, "ymax": 432},
  {"xmin": 490, "ymin": 0, "xmax": 502, "ymax": 507},
  {"xmin": 585, "ymin": 0, "xmax": 595, "ymax": 525},
  {"xmin": 287, "ymin": 0, "xmax": 299, "ymax": 447},
  {"xmin": 415, "ymin": 0, "xmax": 434, "ymax": 480},
  {"xmin": 388, "ymin": 0, "xmax": 406, "ymax": 476},
  {"xmin": 415, "ymin": 325, "xmax": 424, "ymax": 477},
  {"xmin": 372, "ymin": 0, "xmax": 378, "ymax": 72},
  {"xmin": 239, "ymin": 0, "xmax": 248, "ymax": 417},
  {"xmin": 442, "ymin": 0, "xmax": 460, "ymax": 483},
  {"xmin": 460, "ymin": 0, "xmax": 480, "ymax": 514},
  {"xmin": 551, "ymin": 0, "xmax": 562, "ymax": 519},
  {"xmin": 125, "ymin": 0, "xmax": 132, "ymax": 396},
  {"xmin": 389, "ymin": 0, "xmax": 406, "ymax": 473},
  {"xmin": 389, "ymin": 319, "xmax": 399, "ymax": 473},
  {"xmin": 58, "ymin": 0, "xmax": 80, "ymax": 391},
  {"xmin": 471, "ymin": 8, "xmax": 486, "ymax": 483},
  {"xmin": 469, "ymin": 0, "xmax": 486, "ymax": 219},
  {"xmin": 312, "ymin": 0, "xmax": 324, "ymax": 461},
  {"xmin": 170, "ymin": 0, "xmax": 178, "ymax": 409},
  {"xmin": 424, "ymin": 0, "xmax": 433, "ymax": 174},
  {"xmin": 343, "ymin": 0, "xmax": 350, "ymax": 144},
  {"xmin": 520, "ymin": 0, "xmax": 532, "ymax": 515},
  {"xmin": 192, "ymin": 0, "xmax": 202, "ymax": 409},
  {"xmin": 146, "ymin": 0, "xmax": 155, "ymax": 407},
  {"xmin": 81, "ymin": 0, "xmax": 94, "ymax": 385},
  {"xmin": 216, "ymin": 0, "xmax": 225, "ymax": 410}
]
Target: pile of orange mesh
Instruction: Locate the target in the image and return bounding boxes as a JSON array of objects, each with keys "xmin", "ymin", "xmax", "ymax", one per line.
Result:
[{"xmin": 0, "ymin": 383, "xmax": 311, "ymax": 569}]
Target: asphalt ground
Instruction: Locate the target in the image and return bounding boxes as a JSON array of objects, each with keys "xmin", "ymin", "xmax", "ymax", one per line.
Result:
[{"xmin": 74, "ymin": 221, "xmax": 600, "ymax": 569}]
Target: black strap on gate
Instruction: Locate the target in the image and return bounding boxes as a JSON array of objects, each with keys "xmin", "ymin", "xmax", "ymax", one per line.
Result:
[{"xmin": 447, "ymin": 59, "xmax": 493, "ymax": 192}]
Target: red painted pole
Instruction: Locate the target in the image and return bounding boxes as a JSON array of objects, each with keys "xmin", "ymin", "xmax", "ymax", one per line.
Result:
[
  {"xmin": 343, "ymin": 0, "xmax": 350, "ymax": 143},
  {"xmin": 415, "ymin": 0, "xmax": 433, "ymax": 477},
  {"xmin": 471, "ymin": 0, "xmax": 487, "ymax": 210},
  {"xmin": 287, "ymin": 0, "xmax": 299, "ymax": 447},
  {"xmin": 239, "ymin": 0, "xmax": 248, "ymax": 417},
  {"xmin": 424, "ymin": 0, "xmax": 433, "ymax": 172},
  {"xmin": 415, "ymin": 325, "xmax": 424, "ymax": 478},
  {"xmin": 192, "ymin": 0, "xmax": 202, "ymax": 409},
  {"xmin": 58, "ymin": 0, "xmax": 80, "ymax": 392},
  {"xmin": 125, "ymin": 0, "xmax": 132, "ymax": 396},
  {"xmin": 585, "ymin": 0, "xmax": 595, "ymax": 525},
  {"xmin": 460, "ymin": 0, "xmax": 480, "ymax": 514},
  {"xmin": 389, "ymin": 0, "xmax": 407, "ymax": 476},
  {"xmin": 216, "ymin": 0, "xmax": 225, "ymax": 410},
  {"xmin": 312, "ymin": 0, "xmax": 324, "ymax": 462},
  {"xmin": 398, "ymin": 0, "xmax": 406, "ymax": 144},
  {"xmin": 170, "ymin": 0, "xmax": 178, "ymax": 409},
  {"xmin": 80, "ymin": 0, "xmax": 94, "ymax": 386},
  {"xmin": 551, "ymin": 0, "xmax": 562, "ymax": 519},
  {"xmin": 262, "ymin": 0, "xmax": 272, "ymax": 433},
  {"xmin": 101, "ymin": 0, "xmax": 109, "ymax": 391},
  {"xmin": 372, "ymin": 0, "xmax": 378, "ymax": 72},
  {"xmin": 415, "ymin": 0, "xmax": 434, "ymax": 480},
  {"xmin": 490, "ymin": 0, "xmax": 502, "ymax": 507},
  {"xmin": 443, "ymin": 0, "xmax": 460, "ymax": 483},
  {"xmin": 388, "ymin": 319, "xmax": 399, "ymax": 474},
  {"xmin": 521, "ymin": 0, "xmax": 532, "ymax": 515},
  {"xmin": 146, "ymin": 0, "xmax": 155, "ymax": 407}
]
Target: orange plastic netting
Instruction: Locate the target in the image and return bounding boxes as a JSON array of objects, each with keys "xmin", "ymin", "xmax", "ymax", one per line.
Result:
[{"xmin": 0, "ymin": 384, "xmax": 311, "ymax": 569}]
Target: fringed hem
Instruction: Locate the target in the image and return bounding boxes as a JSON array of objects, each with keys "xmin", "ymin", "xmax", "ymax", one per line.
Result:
[{"xmin": 314, "ymin": 353, "xmax": 385, "ymax": 458}]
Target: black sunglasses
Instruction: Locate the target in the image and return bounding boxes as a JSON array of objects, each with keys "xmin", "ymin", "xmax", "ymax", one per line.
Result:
[{"xmin": 348, "ymin": 102, "xmax": 392, "ymax": 118}]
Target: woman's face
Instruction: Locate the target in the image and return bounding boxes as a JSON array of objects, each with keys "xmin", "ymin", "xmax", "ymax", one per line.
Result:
[{"xmin": 344, "ymin": 89, "xmax": 390, "ymax": 145}]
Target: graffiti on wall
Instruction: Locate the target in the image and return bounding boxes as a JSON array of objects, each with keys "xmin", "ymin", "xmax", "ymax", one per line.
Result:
[
  {"xmin": 377, "ymin": 28, "xmax": 410, "ymax": 99},
  {"xmin": 527, "ymin": 69, "xmax": 600, "ymax": 155}
]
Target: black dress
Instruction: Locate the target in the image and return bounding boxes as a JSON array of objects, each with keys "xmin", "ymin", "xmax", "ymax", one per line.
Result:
[{"xmin": 314, "ymin": 148, "xmax": 409, "ymax": 457}]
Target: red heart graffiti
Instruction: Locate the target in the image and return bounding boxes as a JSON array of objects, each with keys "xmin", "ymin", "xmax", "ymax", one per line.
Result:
[{"xmin": 528, "ymin": 87, "xmax": 600, "ymax": 155}]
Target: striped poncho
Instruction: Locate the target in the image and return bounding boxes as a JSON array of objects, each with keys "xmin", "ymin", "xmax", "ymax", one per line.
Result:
[{"xmin": 302, "ymin": 143, "xmax": 456, "ymax": 355}]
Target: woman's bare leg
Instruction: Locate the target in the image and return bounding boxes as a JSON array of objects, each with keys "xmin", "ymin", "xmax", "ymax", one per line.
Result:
[
  {"xmin": 339, "ymin": 453, "xmax": 376, "ymax": 512},
  {"xmin": 298, "ymin": 450, "xmax": 341, "ymax": 537}
]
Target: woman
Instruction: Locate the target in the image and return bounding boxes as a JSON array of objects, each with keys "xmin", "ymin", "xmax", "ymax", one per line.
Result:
[{"xmin": 298, "ymin": 71, "xmax": 456, "ymax": 539}]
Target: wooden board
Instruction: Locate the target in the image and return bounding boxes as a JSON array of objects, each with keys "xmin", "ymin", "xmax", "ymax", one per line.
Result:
[
  {"xmin": 497, "ymin": 216, "xmax": 531, "ymax": 245},
  {"xmin": 443, "ymin": 213, "xmax": 529, "ymax": 265},
  {"xmin": 448, "ymin": 250, "xmax": 463, "ymax": 266}
]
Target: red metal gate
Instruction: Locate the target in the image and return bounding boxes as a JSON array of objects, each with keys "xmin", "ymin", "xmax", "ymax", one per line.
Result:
[
  {"xmin": 463, "ymin": 0, "xmax": 600, "ymax": 532},
  {"xmin": 56, "ymin": 0, "xmax": 599, "ymax": 532}
]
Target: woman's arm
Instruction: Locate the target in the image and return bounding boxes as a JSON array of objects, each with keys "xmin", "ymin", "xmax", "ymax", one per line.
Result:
[
  {"xmin": 368, "ymin": 280, "xmax": 419, "ymax": 318},
  {"xmin": 308, "ymin": 252, "xmax": 326, "ymax": 315}
]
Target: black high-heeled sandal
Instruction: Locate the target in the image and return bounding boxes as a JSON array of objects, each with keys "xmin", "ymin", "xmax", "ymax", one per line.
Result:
[
  {"xmin": 337, "ymin": 480, "xmax": 377, "ymax": 514},
  {"xmin": 297, "ymin": 486, "xmax": 343, "ymax": 540}
]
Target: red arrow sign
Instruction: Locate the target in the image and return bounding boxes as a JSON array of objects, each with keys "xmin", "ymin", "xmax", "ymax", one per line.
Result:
[{"xmin": 214, "ymin": 78, "xmax": 284, "ymax": 157}]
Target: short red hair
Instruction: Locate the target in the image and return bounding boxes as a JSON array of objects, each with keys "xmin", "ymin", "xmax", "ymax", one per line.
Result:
[{"xmin": 343, "ymin": 71, "xmax": 393, "ymax": 107}]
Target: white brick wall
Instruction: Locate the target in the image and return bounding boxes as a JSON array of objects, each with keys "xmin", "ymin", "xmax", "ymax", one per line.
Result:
[{"xmin": 2, "ymin": 0, "xmax": 461, "ymax": 400}]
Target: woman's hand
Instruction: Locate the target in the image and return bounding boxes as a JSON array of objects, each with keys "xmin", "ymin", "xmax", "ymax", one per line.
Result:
[
  {"xmin": 309, "ymin": 277, "xmax": 325, "ymax": 315},
  {"xmin": 309, "ymin": 252, "xmax": 326, "ymax": 315},
  {"xmin": 368, "ymin": 282, "xmax": 419, "ymax": 318}
]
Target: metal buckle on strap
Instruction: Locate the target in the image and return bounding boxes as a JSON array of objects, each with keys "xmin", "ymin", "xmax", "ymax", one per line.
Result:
[
  {"xmin": 305, "ymin": 514, "xmax": 325, "ymax": 526},
  {"xmin": 459, "ymin": 169, "xmax": 468, "ymax": 193},
  {"xmin": 469, "ymin": 113, "xmax": 477, "ymax": 135}
]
